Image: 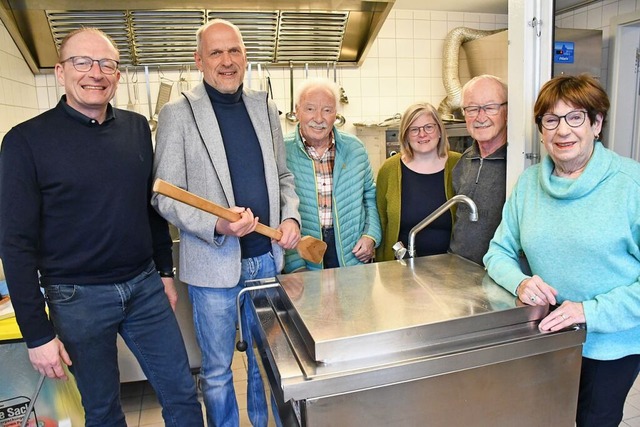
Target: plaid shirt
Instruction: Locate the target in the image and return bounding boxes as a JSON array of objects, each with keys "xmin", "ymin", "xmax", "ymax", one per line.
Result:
[{"xmin": 302, "ymin": 134, "xmax": 336, "ymax": 229}]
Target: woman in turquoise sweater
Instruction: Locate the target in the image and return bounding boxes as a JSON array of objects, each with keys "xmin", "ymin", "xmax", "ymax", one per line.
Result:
[
  {"xmin": 484, "ymin": 75, "xmax": 640, "ymax": 427},
  {"xmin": 376, "ymin": 103, "xmax": 461, "ymax": 262}
]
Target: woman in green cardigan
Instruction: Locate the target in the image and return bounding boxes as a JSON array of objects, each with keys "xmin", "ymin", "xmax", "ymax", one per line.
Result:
[{"xmin": 376, "ymin": 103, "xmax": 461, "ymax": 261}]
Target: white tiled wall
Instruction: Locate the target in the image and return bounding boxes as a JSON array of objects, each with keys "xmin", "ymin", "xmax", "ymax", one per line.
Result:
[{"xmin": 0, "ymin": 21, "xmax": 39, "ymax": 143}]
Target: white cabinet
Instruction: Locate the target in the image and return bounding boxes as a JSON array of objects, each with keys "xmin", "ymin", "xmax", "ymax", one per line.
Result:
[{"xmin": 355, "ymin": 126, "xmax": 387, "ymax": 177}]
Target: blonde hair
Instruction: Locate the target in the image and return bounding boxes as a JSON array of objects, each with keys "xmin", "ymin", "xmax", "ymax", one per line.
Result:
[{"xmin": 399, "ymin": 103, "xmax": 449, "ymax": 160}]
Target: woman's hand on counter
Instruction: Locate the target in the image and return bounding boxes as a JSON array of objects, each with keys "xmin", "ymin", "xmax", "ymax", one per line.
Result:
[
  {"xmin": 28, "ymin": 337, "xmax": 72, "ymax": 380},
  {"xmin": 539, "ymin": 301, "xmax": 585, "ymax": 332},
  {"xmin": 516, "ymin": 275, "xmax": 558, "ymax": 306}
]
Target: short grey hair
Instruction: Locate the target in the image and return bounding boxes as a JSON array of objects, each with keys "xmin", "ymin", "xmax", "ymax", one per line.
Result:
[
  {"xmin": 294, "ymin": 77, "xmax": 340, "ymax": 108},
  {"xmin": 461, "ymin": 74, "xmax": 508, "ymax": 106},
  {"xmin": 196, "ymin": 19, "xmax": 245, "ymax": 53},
  {"xmin": 59, "ymin": 27, "xmax": 119, "ymax": 61}
]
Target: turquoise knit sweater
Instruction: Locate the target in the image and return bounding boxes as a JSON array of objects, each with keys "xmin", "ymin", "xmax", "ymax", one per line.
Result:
[
  {"xmin": 283, "ymin": 126, "xmax": 382, "ymax": 272},
  {"xmin": 484, "ymin": 142, "xmax": 640, "ymax": 360}
]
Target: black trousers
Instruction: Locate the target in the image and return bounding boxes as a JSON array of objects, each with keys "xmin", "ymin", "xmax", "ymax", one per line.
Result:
[{"xmin": 576, "ymin": 354, "xmax": 640, "ymax": 427}]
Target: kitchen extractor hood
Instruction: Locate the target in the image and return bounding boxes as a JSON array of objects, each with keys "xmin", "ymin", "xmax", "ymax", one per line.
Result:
[{"xmin": 0, "ymin": 0, "xmax": 395, "ymax": 73}]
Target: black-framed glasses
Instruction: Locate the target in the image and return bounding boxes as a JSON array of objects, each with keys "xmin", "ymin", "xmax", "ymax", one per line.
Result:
[
  {"xmin": 60, "ymin": 56, "xmax": 120, "ymax": 75},
  {"xmin": 538, "ymin": 110, "xmax": 588, "ymax": 130},
  {"xmin": 462, "ymin": 102, "xmax": 507, "ymax": 118},
  {"xmin": 408, "ymin": 123, "xmax": 438, "ymax": 136}
]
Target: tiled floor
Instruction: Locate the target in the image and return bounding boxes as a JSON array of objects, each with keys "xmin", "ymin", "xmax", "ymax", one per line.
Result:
[
  {"xmin": 121, "ymin": 353, "xmax": 640, "ymax": 427},
  {"xmin": 120, "ymin": 349, "xmax": 276, "ymax": 427}
]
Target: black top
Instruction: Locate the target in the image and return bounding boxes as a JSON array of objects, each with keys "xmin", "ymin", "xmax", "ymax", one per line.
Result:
[
  {"xmin": 205, "ymin": 82, "xmax": 271, "ymax": 259},
  {"xmin": 0, "ymin": 97, "xmax": 173, "ymax": 346},
  {"xmin": 399, "ymin": 163, "xmax": 451, "ymax": 257}
]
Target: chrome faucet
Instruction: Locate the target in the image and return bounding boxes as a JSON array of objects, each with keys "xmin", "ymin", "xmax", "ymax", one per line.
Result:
[{"xmin": 393, "ymin": 195, "xmax": 478, "ymax": 260}]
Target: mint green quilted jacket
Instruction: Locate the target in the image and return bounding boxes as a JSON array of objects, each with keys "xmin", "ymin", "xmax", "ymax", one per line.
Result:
[{"xmin": 284, "ymin": 126, "xmax": 381, "ymax": 272}]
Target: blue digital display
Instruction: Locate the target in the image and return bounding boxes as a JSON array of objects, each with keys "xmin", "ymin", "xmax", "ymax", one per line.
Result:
[{"xmin": 554, "ymin": 41, "xmax": 575, "ymax": 64}]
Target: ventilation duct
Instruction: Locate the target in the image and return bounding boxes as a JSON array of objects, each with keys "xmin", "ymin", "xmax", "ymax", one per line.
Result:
[{"xmin": 438, "ymin": 27, "xmax": 507, "ymax": 120}]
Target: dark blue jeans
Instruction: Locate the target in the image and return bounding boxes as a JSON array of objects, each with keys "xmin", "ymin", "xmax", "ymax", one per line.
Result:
[
  {"xmin": 45, "ymin": 261, "xmax": 203, "ymax": 427},
  {"xmin": 322, "ymin": 227, "xmax": 339, "ymax": 268}
]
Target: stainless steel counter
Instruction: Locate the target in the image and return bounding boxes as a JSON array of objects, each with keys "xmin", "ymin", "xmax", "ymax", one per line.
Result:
[{"xmin": 247, "ymin": 254, "xmax": 585, "ymax": 426}]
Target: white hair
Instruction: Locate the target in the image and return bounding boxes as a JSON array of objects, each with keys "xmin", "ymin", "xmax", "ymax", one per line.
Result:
[{"xmin": 294, "ymin": 77, "xmax": 340, "ymax": 108}]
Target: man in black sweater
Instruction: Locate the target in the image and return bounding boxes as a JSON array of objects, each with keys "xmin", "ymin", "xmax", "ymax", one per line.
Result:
[{"xmin": 0, "ymin": 28, "xmax": 203, "ymax": 426}]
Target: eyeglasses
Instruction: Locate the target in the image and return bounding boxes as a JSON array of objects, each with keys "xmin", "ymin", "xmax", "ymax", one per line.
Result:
[
  {"xmin": 60, "ymin": 56, "xmax": 120, "ymax": 75},
  {"xmin": 408, "ymin": 123, "xmax": 438, "ymax": 136},
  {"xmin": 462, "ymin": 102, "xmax": 507, "ymax": 118},
  {"xmin": 538, "ymin": 110, "xmax": 588, "ymax": 130}
]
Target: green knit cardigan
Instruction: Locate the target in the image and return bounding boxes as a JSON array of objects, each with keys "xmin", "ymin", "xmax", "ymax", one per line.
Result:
[{"xmin": 375, "ymin": 151, "xmax": 461, "ymax": 262}]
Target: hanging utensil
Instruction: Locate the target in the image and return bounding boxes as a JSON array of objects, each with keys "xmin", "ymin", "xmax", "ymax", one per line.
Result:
[
  {"xmin": 332, "ymin": 62, "xmax": 346, "ymax": 127},
  {"xmin": 131, "ymin": 68, "xmax": 139, "ymax": 112},
  {"xmin": 266, "ymin": 76, "xmax": 281, "ymax": 116},
  {"xmin": 151, "ymin": 68, "xmax": 174, "ymax": 128},
  {"xmin": 144, "ymin": 66, "xmax": 156, "ymax": 131},
  {"xmin": 154, "ymin": 80, "xmax": 173, "ymax": 117},
  {"xmin": 125, "ymin": 66, "xmax": 134, "ymax": 111},
  {"xmin": 285, "ymin": 61, "xmax": 298, "ymax": 123},
  {"xmin": 178, "ymin": 65, "xmax": 190, "ymax": 93}
]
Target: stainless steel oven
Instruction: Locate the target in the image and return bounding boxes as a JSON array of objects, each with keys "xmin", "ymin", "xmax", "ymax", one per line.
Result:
[
  {"xmin": 384, "ymin": 128, "xmax": 400, "ymax": 158},
  {"xmin": 445, "ymin": 121, "xmax": 473, "ymax": 153}
]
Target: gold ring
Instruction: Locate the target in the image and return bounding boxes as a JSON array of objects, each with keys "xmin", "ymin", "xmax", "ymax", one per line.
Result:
[{"xmin": 561, "ymin": 313, "xmax": 568, "ymax": 320}]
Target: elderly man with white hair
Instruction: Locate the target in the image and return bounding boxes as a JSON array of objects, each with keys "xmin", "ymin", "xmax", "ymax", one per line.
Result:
[{"xmin": 284, "ymin": 78, "xmax": 381, "ymax": 272}]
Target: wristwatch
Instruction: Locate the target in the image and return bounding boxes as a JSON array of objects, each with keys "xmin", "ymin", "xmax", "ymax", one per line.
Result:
[{"xmin": 158, "ymin": 268, "xmax": 176, "ymax": 278}]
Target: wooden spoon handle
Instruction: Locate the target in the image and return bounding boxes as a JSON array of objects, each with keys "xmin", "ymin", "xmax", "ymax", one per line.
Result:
[
  {"xmin": 153, "ymin": 179, "xmax": 281, "ymax": 240},
  {"xmin": 153, "ymin": 179, "xmax": 327, "ymax": 264}
]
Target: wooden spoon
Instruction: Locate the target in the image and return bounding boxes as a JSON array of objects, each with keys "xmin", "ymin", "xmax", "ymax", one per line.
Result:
[{"xmin": 153, "ymin": 179, "xmax": 327, "ymax": 264}]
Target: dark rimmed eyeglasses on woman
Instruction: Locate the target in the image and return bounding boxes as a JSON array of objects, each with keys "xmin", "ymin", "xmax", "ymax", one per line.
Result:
[
  {"xmin": 462, "ymin": 102, "xmax": 507, "ymax": 118},
  {"xmin": 538, "ymin": 110, "xmax": 587, "ymax": 130},
  {"xmin": 60, "ymin": 56, "xmax": 120, "ymax": 75},
  {"xmin": 408, "ymin": 124, "xmax": 438, "ymax": 136}
]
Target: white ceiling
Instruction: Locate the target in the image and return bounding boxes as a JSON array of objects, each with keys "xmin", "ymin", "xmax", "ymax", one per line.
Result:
[{"xmin": 393, "ymin": 0, "xmax": 595, "ymax": 15}]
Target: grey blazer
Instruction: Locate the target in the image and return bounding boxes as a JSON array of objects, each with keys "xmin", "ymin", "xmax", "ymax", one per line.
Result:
[{"xmin": 151, "ymin": 83, "xmax": 300, "ymax": 288}]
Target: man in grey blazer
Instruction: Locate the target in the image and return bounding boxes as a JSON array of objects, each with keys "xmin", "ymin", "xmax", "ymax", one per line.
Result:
[{"xmin": 152, "ymin": 19, "xmax": 301, "ymax": 427}]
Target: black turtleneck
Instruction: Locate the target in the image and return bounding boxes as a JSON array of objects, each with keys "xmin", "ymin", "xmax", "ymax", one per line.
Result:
[{"xmin": 204, "ymin": 82, "xmax": 271, "ymax": 259}]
